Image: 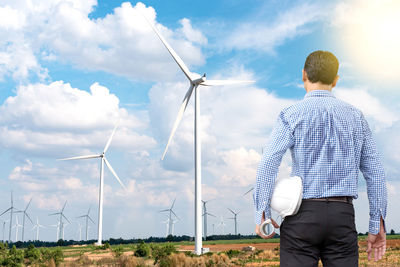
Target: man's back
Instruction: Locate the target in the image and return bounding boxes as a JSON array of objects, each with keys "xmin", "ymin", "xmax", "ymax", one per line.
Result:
[{"xmin": 283, "ymin": 90, "xmax": 364, "ymax": 199}]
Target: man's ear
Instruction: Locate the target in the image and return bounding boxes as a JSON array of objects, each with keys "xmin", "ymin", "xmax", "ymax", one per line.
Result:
[
  {"xmin": 302, "ymin": 69, "xmax": 307, "ymax": 82},
  {"xmin": 331, "ymin": 75, "xmax": 339, "ymax": 88}
]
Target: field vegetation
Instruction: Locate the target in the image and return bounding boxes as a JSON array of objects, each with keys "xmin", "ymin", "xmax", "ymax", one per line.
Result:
[{"xmin": 0, "ymin": 236, "xmax": 399, "ymax": 266}]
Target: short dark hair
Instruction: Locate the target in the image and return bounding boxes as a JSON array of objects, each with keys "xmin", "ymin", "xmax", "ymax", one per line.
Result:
[{"xmin": 304, "ymin": 50, "xmax": 339, "ymax": 85}]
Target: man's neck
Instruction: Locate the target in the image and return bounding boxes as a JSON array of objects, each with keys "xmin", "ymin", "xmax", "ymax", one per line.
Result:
[{"xmin": 305, "ymin": 82, "xmax": 332, "ymax": 93}]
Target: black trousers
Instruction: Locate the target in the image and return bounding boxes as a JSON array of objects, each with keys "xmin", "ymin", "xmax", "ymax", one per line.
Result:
[{"xmin": 280, "ymin": 200, "xmax": 358, "ymax": 267}]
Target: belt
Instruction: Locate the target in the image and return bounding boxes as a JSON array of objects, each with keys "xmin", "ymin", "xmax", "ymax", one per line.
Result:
[{"xmin": 305, "ymin": 196, "xmax": 353, "ymax": 204}]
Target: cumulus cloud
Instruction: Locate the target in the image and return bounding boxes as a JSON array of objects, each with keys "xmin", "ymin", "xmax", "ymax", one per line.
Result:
[
  {"xmin": 0, "ymin": 1, "xmax": 206, "ymax": 82},
  {"xmin": 0, "ymin": 81, "xmax": 156, "ymax": 156},
  {"xmin": 222, "ymin": 2, "xmax": 327, "ymax": 53}
]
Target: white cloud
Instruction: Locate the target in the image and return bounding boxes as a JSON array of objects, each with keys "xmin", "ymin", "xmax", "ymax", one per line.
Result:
[
  {"xmin": 223, "ymin": 2, "xmax": 326, "ymax": 53},
  {"xmin": 0, "ymin": 81, "xmax": 156, "ymax": 156},
  {"xmin": 0, "ymin": 1, "xmax": 206, "ymax": 82}
]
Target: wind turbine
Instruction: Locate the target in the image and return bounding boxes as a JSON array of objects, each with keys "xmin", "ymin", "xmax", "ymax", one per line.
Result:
[
  {"xmin": 58, "ymin": 122, "xmax": 125, "ymax": 245},
  {"xmin": 77, "ymin": 222, "xmax": 83, "ymax": 241},
  {"xmin": 0, "ymin": 192, "xmax": 20, "ymax": 243},
  {"xmin": 202, "ymin": 200, "xmax": 216, "ymax": 240},
  {"xmin": 49, "ymin": 201, "xmax": 70, "ymax": 240},
  {"xmin": 227, "ymin": 208, "xmax": 240, "ymax": 235},
  {"xmin": 243, "ymin": 187, "xmax": 254, "ymax": 196},
  {"xmin": 32, "ymin": 217, "xmax": 45, "ymax": 241},
  {"xmin": 12, "ymin": 216, "xmax": 22, "ymax": 242},
  {"xmin": 143, "ymin": 13, "xmax": 254, "ymax": 256},
  {"xmin": 161, "ymin": 217, "xmax": 170, "ymax": 237},
  {"xmin": 50, "ymin": 222, "xmax": 60, "ymax": 241},
  {"xmin": 15, "ymin": 198, "xmax": 33, "ymax": 242},
  {"xmin": 217, "ymin": 215, "xmax": 226, "ymax": 235},
  {"xmin": 77, "ymin": 207, "xmax": 95, "ymax": 241},
  {"xmin": 159, "ymin": 198, "xmax": 179, "ymax": 236},
  {"xmin": 1, "ymin": 220, "xmax": 8, "ymax": 242},
  {"xmin": 62, "ymin": 221, "xmax": 70, "ymax": 240}
]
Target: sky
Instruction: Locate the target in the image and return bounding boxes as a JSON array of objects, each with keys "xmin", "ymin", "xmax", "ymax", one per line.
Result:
[{"xmin": 0, "ymin": 0, "xmax": 400, "ymax": 242}]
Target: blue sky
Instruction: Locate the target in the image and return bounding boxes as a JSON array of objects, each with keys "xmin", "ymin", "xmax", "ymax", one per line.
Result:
[{"xmin": 0, "ymin": 0, "xmax": 399, "ymax": 242}]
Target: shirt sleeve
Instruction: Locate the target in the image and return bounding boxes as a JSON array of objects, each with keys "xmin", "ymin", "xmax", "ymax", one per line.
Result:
[
  {"xmin": 253, "ymin": 111, "xmax": 294, "ymax": 225},
  {"xmin": 359, "ymin": 115, "xmax": 387, "ymax": 235}
]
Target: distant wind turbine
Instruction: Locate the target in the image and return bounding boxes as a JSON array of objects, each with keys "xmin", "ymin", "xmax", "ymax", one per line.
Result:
[
  {"xmin": 50, "ymin": 222, "xmax": 60, "ymax": 241},
  {"xmin": 202, "ymin": 199, "xmax": 216, "ymax": 240},
  {"xmin": 58, "ymin": 122, "xmax": 125, "ymax": 245},
  {"xmin": 32, "ymin": 217, "xmax": 45, "ymax": 241},
  {"xmin": 1, "ymin": 220, "xmax": 8, "ymax": 242},
  {"xmin": 227, "ymin": 208, "xmax": 240, "ymax": 235},
  {"xmin": 0, "ymin": 191, "xmax": 19, "ymax": 243},
  {"xmin": 15, "ymin": 197, "xmax": 33, "ymax": 242},
  {"xmin": 77, "ymin": 207, "xmax": 95, "ymax": 241},
  {"xmin": 142, "ymin": 12, "xmax": 255, "ymax": 255},
  {"xmin": 49, "ymin": 201, "xmax": 70, "ymax": 240},
  {"xmin": 12, "ymin": 216, "xmax": 22, "ymax": 242},
  {"xmin": 77, "ymin": 222, "xmax": 83, "ymax": 241},
  {"xmin": 217, "ymin": 215, "xmax": 226, "ymax": 235},
  {"xmin": 159, "ymin": 198, "xmax": 179, "ymax": 236}
]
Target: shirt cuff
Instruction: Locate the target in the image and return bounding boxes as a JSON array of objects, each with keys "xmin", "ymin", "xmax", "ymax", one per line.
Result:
[{"xmin": 369, "ymin": 219, "xmax": 380, "ymax": 235}]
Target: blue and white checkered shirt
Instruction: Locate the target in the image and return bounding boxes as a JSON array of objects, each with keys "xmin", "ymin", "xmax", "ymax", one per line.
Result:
[{"xmin": 254, "ymin": 90, "xmax": 387, "ymax": 234}]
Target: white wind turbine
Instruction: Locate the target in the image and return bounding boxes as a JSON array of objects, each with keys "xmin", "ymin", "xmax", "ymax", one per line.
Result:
[
  {"xmin": 12, "ymin": 216, "xmax": 22, "ymax": 242},
  {"xmin": 50, "ymin": 222, "xmax": 60, "ymax": 241},
  {"xmin": 58, "ymin": 123, "xmax": 125, "ymax": 245},
  {"xmin": 217, "ymin": 215, "xmax": 226, "ymax": 235},
  {"xmin": 32, "ymin": 217, "xmax": 45, "ymax": 241},
  {"xmin": 0, "ymin": 191, "xmax": 19, "ymax": 243},
  {"xmin": 202, "ymin": 199, "xmax": 216, "ymax": 240},
  {"xmin": 77, "ymin": 207, "xmax": 95, "ymax": 241},
  {"xmin": 49, "ymin": 201, "xmax": 70, "ymax": 241},
  {"xmin": 227, "ymin": 208, "xmax": 240, "ymax": 235},
  {"xmin": 143, "ymin": 13, "xmax": 254, "ymax": 255},
  {"xmin": 77, "ymin": 222, "xmax": 83, "ymax": 241},
  {"xmin": 159, "ymin": 198, "xmax": 179, "ymax": 236},
  {"xmin": 15, "ymin": 197, "xmax": 33, "ymax": 242},
  {"xmin": 1, "ymin": 220, "xmax": 8, "ymax": 242}
]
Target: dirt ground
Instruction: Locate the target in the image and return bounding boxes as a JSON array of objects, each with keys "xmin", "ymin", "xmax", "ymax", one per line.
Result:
[{"xmin": 179, "ymin": 239, "xmax": 400, "ymax": 252}]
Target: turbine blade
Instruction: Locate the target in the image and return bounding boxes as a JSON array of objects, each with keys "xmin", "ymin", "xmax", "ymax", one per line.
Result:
[
  {"xmin": 58, "ymin": 155, "xmax": 100, "ymax": 161},
  {"xmin": 103, "ymin": 122, "xmax": 119, "ymax": 153},
  {"xmin": 49, "ymin": 212, "xmax": 60, "ymax": 216},
  {"xmin": 201, "ymin": 79, "xmax": 255, "ymax": 86},
  {"xmin": 227, "ymin": 208, "xmax": 235, "ymax": 214},
  {"xmin": 159, "ymin": 209, "xmax": 169, "ymax": 213},
  {"xmin": 171, "ymin": 210, "xmax": 180, "ymax": 220},
  {"xmin": 26, "ymin": 213, "xmax": 34, "ymax": 224},
  {"xmin": 161, "ymin": 84, "xmax": 195, "ymax": 160},
  {"xmin": 243, "ymin": 187, "xmax": 254, "ymax": 196},
  {"xmin": 0, "ymin": 208, "xmax": 12, "ymax": 217},
  {"xmin": 87, "ymin": 207, "xmax": 91, "ymax": 216},
  {"xmin": 62, "ymin": 214, "xmax": 71, "ymax": 224},
  {"xmin": 88, "ymin": 216, "xmax": 95, "ymax": 224},
  {"xmin": 103, "ymin": 157, "xmax": 126, "ymax": 189},
  {"xmin": 76, "ymin": 215, "xmax": 86, "ymax": 218},
  {"xmin": 142, "ymin": 14, "xmax": 194, "ymax": 81},
  {"xmin": 62, "ymin": 201, "xmax": 67, "ymax": 212},
  {"xmin": 171, "ymin": 198, "xmax": 176, "ymax": 209},
  {"xmin": 208, "ymin": 213, "xmax": 217, "ymax": 218}
]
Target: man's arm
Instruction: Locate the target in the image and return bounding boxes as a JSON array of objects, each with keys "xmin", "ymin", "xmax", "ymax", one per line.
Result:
[
  {"xmin": 254, "ymin": 111, "xmax": 294, "ymax": 227},
  {"xmin": 359, "ymin": 115, "xmax": 387, "ymax": 235}
]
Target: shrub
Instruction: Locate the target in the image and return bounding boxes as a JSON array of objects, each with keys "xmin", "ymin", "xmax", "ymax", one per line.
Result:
[
  {"xmin": 24, "ymin": 244, "xmax": 41, "ymax": 265},
  {"xmin": 225, "ymin": 249, "xmax": 240, "ymax": 258},
  {"xmin": 151, "ymin": 243, "xmax": 177, "ymax": 264},
  {"xmin": 134, "ymin": 241, "xmax": 150, "ymax": 257},
  {"xmin": 112, "ymin": 245, "xmax": 124, "ymax": 258},
  {"xmin": 2, "ymin": 245, "xmax": 24, "ymax": 267}
]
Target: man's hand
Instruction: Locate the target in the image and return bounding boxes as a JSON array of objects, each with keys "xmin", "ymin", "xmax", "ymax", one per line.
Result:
[
  {"xmin": 255, "ymin": 212, "xmax": 279, "ymax": 239},
  {"xmin": 367, "ymin": 217, "xmax": 386, "ymax": 261}
]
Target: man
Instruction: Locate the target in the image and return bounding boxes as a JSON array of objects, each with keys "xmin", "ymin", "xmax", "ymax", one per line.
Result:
[{"xmin": 253, "ymin": 50, "xmax": 387, "ymax": 266}]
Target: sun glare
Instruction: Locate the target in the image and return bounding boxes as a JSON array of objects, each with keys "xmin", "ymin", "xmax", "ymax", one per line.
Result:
[{"xmin": 339, "ymin": 1, "xmax": 400, "ymax": 82}]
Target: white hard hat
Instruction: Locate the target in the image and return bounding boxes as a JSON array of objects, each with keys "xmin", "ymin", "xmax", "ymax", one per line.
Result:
[{"xmin": 270, "ymin": 176, "xmax": 303, "ymax": 218}]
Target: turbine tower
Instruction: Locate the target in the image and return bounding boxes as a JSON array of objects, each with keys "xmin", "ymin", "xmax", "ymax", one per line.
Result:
[
  {"xmin": 202, "ymin": 200, "xmax": 216, "ymax": 240},
  {"xmin": 227, "ymin": 208, "xmax": 240, "ymax": 235},
  {"xmin": 58, "ymin": 122, "xmax": 125, "ymax": 245},
  {"xmin": 1, "ymin": 220, "xmax": 8, "ymax": 242},
  {"xmin": 0, "ymin": 191, "xmax": 19, "ymax": 243},
  {"xmin": 12, "ymin": 216, "xmax": 22, "ymax": 242},
  {"xmin": 77, "ymin": 207, "xmax": 95, "ymax": 241},
  {"xmin": 49, "ymin": 201, "xmax": 70, "ymax": 240},
  {"xmin": 143, "ymin": 13, "xmax": 254, "ymax": 255},
  {"xmin": 32, "ymin": 217, "xmax": 45, "ymax": 241},
  {"xmin": 159, "ymin": 198, "xmax": 179, "ymax": 236},
  {"xmin": 15, "ymin": 198, "xmax": 33, "ymax": 242},
  {"xmin": 50, "ymin": 222, "xmax": 60, "ymax": 241}
]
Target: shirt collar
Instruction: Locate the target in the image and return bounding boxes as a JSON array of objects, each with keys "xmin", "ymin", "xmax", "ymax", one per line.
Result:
[{"xmin": 304, "ymin": 90, "xmax": 335, "ymax": 99}]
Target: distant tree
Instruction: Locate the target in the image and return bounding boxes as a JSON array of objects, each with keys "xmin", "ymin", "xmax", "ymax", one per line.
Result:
[{"xmin": 390, "ymin": 229, "xmax": 395, "ymax": 235}]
